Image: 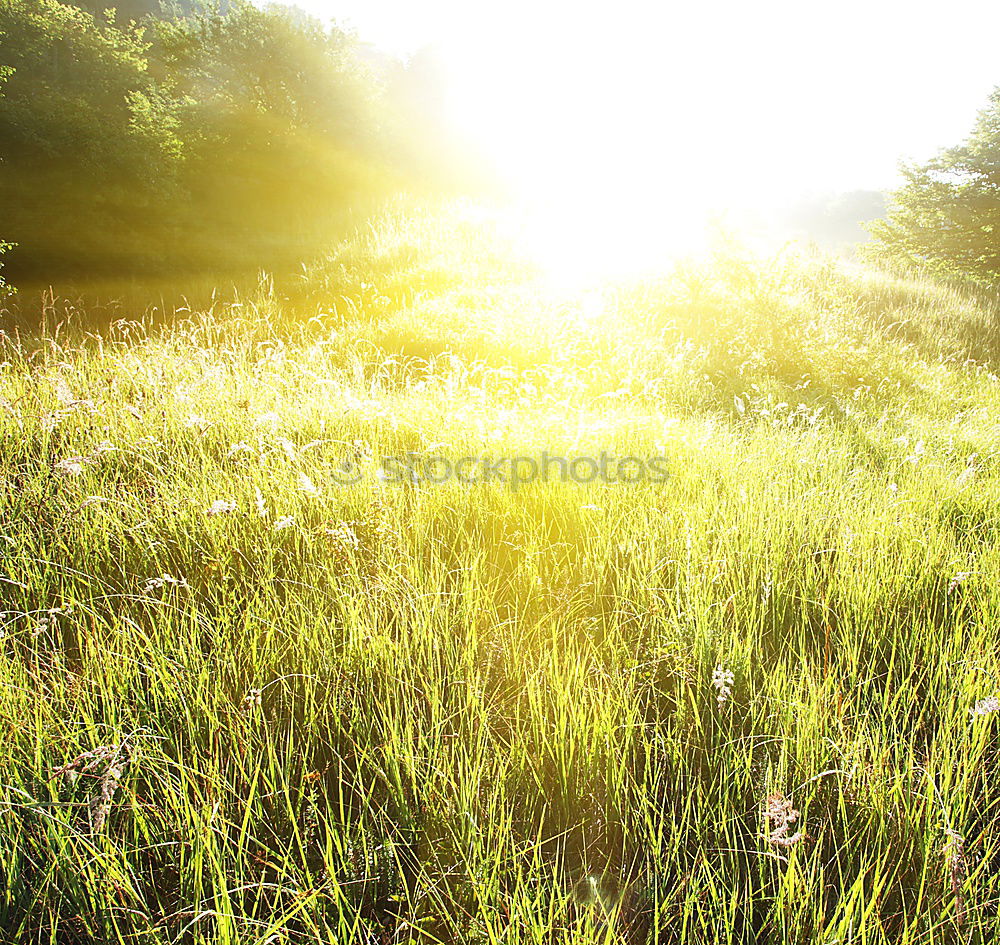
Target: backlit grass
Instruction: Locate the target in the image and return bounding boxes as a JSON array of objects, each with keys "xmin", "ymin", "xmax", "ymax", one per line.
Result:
[{"xmin": 1, "ymin": 205, "xmax": 1000, "ymax": 943}]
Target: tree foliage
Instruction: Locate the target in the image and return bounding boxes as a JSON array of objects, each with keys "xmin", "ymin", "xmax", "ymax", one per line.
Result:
[
  {"xmin": 0, "ymin": 0, "xmax": 458, "ymax": 278},
  {"xmin": 869, "ymin": 89, "xmax": 1000, "ymax": 283}
]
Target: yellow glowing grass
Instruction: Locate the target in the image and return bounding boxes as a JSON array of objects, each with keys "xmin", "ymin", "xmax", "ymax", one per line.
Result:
[{"xmin": 5, "ymin": 210, "xmax": 1000, "ymax": 942}]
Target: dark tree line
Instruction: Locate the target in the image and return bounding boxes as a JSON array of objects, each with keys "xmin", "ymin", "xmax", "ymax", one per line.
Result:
[{"xmin": 0, "ymin": 0, "xmax": 467, "ymax": 279}]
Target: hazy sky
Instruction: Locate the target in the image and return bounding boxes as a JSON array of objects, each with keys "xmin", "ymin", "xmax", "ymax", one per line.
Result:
[
  {"xmin": 292, "ymin": 1, "xmax": 999, "ymax": 193},
  {"xmin": 290, "ymin": 0, "xmax": 1000, "ymax": 274}
]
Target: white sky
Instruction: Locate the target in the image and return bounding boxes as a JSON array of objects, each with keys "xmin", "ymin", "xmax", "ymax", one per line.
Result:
[{"xmin": 289, "ymin": 0, "xmax": 1000, "ymax": 274}]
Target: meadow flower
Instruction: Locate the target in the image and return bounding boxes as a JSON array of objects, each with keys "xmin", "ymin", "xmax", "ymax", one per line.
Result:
[
  {"xmin": 764, "ymin": 793, "xmax": 804, "ymax": 848},
  {"xmin": 206, "ymin": 499, "xmax": 237, "ymax": 516},
  {"xmin": 53, "ymin": 376, "xmax": 75, "ymax": 406},
  {"xmin": 350, "ymin": 439, "xmax": 372, "ymax": 461},
  {"xmin": 143, "ymin": 574, "xmax": 189, "ymax": 591},
  {"xmin": 254, "ymin": 411, "xmax": 280, "ymax": 427},
  {"xmin": 324, "ymin": 522, "xmax": 358, "ymax": 546},
  {"xmin": 906, "ymin": 439, "xmax": 926, "ymax": 464},
  {"xmin": 55, "ymin": 443, "xmax": 116, "ymax": 479},
  {"xmin": 241, "ymin": 688, "xmax": 262, "ymax": 712},
  {"xmin": 971, "ymin": 695, "xmax": 1000, "ymax": 717},
  {"xmin": 254, "ymin": 486, "xmax": 268, "ymax": 519},
  {"xmin": 322, "ymin": 522, "xmax": 359, "ymax": 566},
  {"xmin": 948, "ymin": 571, "xmax": 972, "ymax": 594},
  {"xmin": 54, "ymin": 456, "xmax": 87, "ymax": 477},
  {"xmin": 90, "ymin": 441, "xmax": 115, "ymax": 456},
  {"xmin": 184, "ymin": 414, "xmax": 209, "ymax": 430},
  {"xmin": 273, "ymin": 515, "xmax": 294, "ymax": 530},
  {"xmin": 711, "ymin": 665, "xmax": 735, "ymax": 705}
]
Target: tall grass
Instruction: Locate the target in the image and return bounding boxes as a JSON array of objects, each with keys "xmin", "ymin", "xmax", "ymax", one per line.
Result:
[{"xmin": 1, "ymin": 207, "xmax": 1000, "ymax": 943}]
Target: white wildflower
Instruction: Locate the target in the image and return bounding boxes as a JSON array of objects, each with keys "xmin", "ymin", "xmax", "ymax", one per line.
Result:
[
  {"xmin": 971, "ymin": 695, "xmax": 1000, "ymax": 718},
  {"xmin": 227, "ymin": 442, "xmax": 252, "ymax": 459},
  {"xmin": 948, "ymin": 571, "xmax": 972, "ymax": 594},
  {"xmin": 272, "ymin": 516, "xmax": 294, "ymax": 531},
  {"xmin": 54, "ymin": 457, "xmax": 87, "ymax": 477},
  {"xmin": 143, "ymin": 574, "xmax": 189, "ymax": 592},
  {"xmin": 323, "ymin": 521, "xmax": 358, "ymax": 550},
  {"xmin": 53, "ymin": 376, "xmax": 75, "ymax": 406},
  {"xmin": 711, "ymin": 665, "xmax": 735, "ymax": 706},
  {"xmin": 241, "ymin": 688, "xmax": 262, "ymax": 712},
  {"xmin": 206, "ymin": 499, "xmax": 237, "ymax": 517}
]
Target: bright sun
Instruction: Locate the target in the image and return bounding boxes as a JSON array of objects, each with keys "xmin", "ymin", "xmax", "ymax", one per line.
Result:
[
  {"xmin": 439, "ymin": 7, "xmax": 731, "ymax": 281},
  {"xmin": 298, "ymin": 0, "xmax": 1000, "ymax": 282}
]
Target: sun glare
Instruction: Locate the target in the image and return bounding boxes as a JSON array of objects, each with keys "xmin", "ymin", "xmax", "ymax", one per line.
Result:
[
  {"xmin": 299, "ymin": 0, "xmax": 1000, "ymax": 281},
  {"xmin": 419, "ymin": 3, "xmax": 862, "ymax": 281}
]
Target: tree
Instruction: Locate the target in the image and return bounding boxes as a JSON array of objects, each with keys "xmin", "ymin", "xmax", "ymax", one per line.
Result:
[
  {"xmin": 868, "ymin": 88, "xmax": 1000, "ymax": 282},
  {"xmin": 0, "ymin": 0, "xmax": 184, "ymax": 274},
  {"xmin": 150, "ymin": 1, "xmax": 393, "ymax": 260},
  {"xmin": 71, "ymin": 0, "xmax": 200, "ymax": 23},
  {"xmin": 0, "ymin": 0, "xmax": 469, "ymax": 278}
]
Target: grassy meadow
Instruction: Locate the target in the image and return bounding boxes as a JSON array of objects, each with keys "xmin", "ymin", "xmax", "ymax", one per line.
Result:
[{"xmin": 2, "ymin": 205, "xmax": 1000, "ymax": 943}]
